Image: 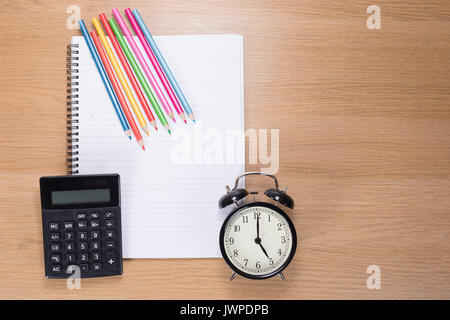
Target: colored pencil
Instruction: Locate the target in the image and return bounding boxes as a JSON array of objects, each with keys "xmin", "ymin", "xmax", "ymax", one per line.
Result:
[
  {"xmin": 132, "ymin": 9, "xmax": 197, "ymax": 123},
  {"xmin": 109, "ymin": 18, "xmax": 171, "ymax": 135},
  {"xmin": 125, "ymin": 8, "xmax": 186, "ymax": 124},
  {"xmin": 78, "ymin": 20, "xmax": 131, "ymax": 139},
  {"xmin": 99, "ymin": 13, "xmax": 157, "ymax": 132},
  {"xmin": 90, "ymin": 30, "xmax": 145, "ymax": 150},
  {"xmin": 112, "ymin": 8, "xmax": 175, "ymax": 128},
  {"xmin": 92, "ymin": 17, "xmax": 150, "ymax": 136}
]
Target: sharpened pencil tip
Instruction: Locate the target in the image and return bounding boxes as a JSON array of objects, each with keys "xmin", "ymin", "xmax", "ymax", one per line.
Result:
[
  {"xmin": 168, "ymin": 129, "xmax": 172, "ymax": 135},
  {"xmin": 129, "ymin": 136, "xmax": 132, "ymax": 140},
  {"xmin": 184, "ymin": 120, "xmax": 187, "ymax": 124},
  {"xmin": 172, "ymin": 118, "xmax": 176, "ymax": 123},
  {"xmin": 142, "ymin": 125, "xmax": 150, "ymax": 136},
  {"xmin": 142, "ymin": 145, "xmax": 146, "ymax": 151},
  {"xmin": 193, "ymin": 119, "xmax": 196, "ymax": 124},
  {"xmin": 138, "ymin": 139, "xmax": 145, "ymax": 150}
]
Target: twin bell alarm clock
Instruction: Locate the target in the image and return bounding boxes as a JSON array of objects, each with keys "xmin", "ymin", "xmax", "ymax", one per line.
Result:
[{"xmin": 218, "ymin": 172, "xmax": 297, "ymax": 280}]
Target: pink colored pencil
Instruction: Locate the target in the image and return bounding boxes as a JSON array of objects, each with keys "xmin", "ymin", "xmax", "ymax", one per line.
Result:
[
  {"xmin": 112, "ymin": 8, "xmax": 176, "ymax": 123},
  {"xmin": 124, "ymin": 8, "xmax": 187, "ymax": 124}
]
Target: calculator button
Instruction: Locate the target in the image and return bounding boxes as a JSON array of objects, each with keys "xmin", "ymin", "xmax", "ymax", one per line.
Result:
[
  {"xmin": 50, "ymin": 255, "xmax": 61, "ymax": 263},
  {"xmin": 77, "ymin": 213, "xmax": 87, "ymax": 219},
  {"xmin": 90, "ymin": 220, "xmax": 100, "ymax": 228},
  {"xmin": 105, "ymin": 220, "xmax": 115, "ymax": 228},
  {"xmin": 105, "ymin": 212, "xmax": 114, "ymax": 218},
  {"xmin": 64, "ymin": 232, "xmax": 74, "ymax": 241},
  {"xmin": 106, "ymin": 230, "xmax": 115, "ymax": 239},
  {"xmin": 78, "ymin": 232, "xmax": 87, "ymax": 240},
  {"xmin": 90, "ymin": 212, "xmax": 100, "ymax": 219},
  {"xmin": 49, "ymin": 222, "xmax": 59, "ymax": 230},
  {"xmin": 65, "ymin": 242, "xmax": 74, "ymax": 252},
  {"xmin": 78, "ymin": 242, "xmax": 88, "ymax": 251},
  {"xmin": 79, "ymin": 253, "xmax": 89, "ymax": 263},
  {"xmin": 92, "ymin": 252, "xmax": 101, "ymax": 261},
  {"xmin": 106, "ymin": 241, "xmax": 115, "ymax": 249},
  {"xmin": 64, "ymin": 222, "xmax": 74, "ymax": 230},
  {"xmin": 80, "ymin": 264, "xmax": 89, "ymax": 273},
  {"xmin": 90, "ymin": 231, "xmax": 100, "ymax": 240},
  {"xmin": 106, "ymin": 252, "xmax": 117, "ymax": 271},
  {"xmin": 92, "ymin": 263, "xmax": 102, "ymax": 272},
  {"xmin": 50, "ymin": 265, "xmax": 62, "ymax": 273},
  {"xmin": 77, "ymin": 221, "xmax": 87, "ymax": 229},
  {"xmin": 50, "ymin": 233, "xmax": 60, "ymax": 241},
  {"xmin": 66, "ymin": 265, "xmax": 79, "ymax": 275},
  {"xmin": 66, "ymin": 254, "xmax": 76, "ymax": 263},
  {"xmin": 50, "ymin": 244, "xmax": 60, "ymax": 252},
  {"xmin": 91, "ymin": 241, "xmax": 101, "ymax": 250}
]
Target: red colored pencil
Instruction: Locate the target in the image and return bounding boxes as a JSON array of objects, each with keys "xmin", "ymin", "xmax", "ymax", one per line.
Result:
[
  {"xmin": 90, "ymin": 30, "xmax": 145, "ymax": 150},
  {"xmin": 99, "ymin": 13, "xmax": 157, "ymax": 131}
]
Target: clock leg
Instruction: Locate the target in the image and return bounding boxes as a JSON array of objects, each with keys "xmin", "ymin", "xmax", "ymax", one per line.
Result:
[
  {"xmin": 278, "ymin": 272, "xmax": 286, "ymax": 280},
  {"xmin": 229, "ymin": 272, "xmax": 238, "ymax": 281}
]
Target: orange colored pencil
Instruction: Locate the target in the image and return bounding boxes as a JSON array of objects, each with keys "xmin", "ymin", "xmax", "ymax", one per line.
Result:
[
  {"xmin": 99, "ymin": 13, "xmax": 157, "ymax": 131},
  {"xmin": 90, "ymin": 30, "xmax": 145, "ymax": 150}
]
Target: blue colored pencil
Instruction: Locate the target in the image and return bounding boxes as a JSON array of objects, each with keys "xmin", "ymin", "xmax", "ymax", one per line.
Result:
[
  {"xmin": 78, "ymin": 19, "xmax": 132, "ymax": 139},
  {"xmin": 132, "ymin": 9, "xmax": 196, "ymax": 123}
]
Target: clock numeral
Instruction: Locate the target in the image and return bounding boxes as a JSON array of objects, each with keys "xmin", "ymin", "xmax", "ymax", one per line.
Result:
[
  {"xmin": 229, "ymin": 237, "xmax": 234, "ymax": 245},
  {"xmin": 269, "ymin": 258, "xmax": 274, "ymax": 265},
  {"xmin": 244, "ymin": 259, "xmax": 248, "ymax": 266},
  {"xmin": 233, "ymin": 249, "xmax": 239, "ymax": 257},
  {"xmin": 268, "ymin": 214, "xmax": 271, "ymax": 222},
  {"xmin": 253, "ymin": 212, "xmax": 261, "ymax": 219},
  {"xmin": 281, "ymin": 236, "xmax": 286, "ymax": 244},
  {"xmin": 233, "ymin": 225, "xmax": 240, "ymax": 232},
  {"xmin": 277, "ymin": 223, "xmax": 282, "ymax": 230},
  {"xmin": 277, "ymin": 248, "xmax": 282, "ymax": 256},
  {"xmin": 256, "ymin": 261, "xmax": 261, "ymax": 269},
  {"xmin": 242, "ymin": 216, "xmax": 249, "ymax": 223}
]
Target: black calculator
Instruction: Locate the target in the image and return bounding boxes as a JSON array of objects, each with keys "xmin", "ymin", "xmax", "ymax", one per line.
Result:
[{"xmin": 40, "ymin": 174, "xmax": 123, "ymax": 278}]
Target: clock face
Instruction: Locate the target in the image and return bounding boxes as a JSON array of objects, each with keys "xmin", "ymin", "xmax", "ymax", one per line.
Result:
[{"xmin": 220, "ymin": 202, "xmax": 296, "ymax": 279}]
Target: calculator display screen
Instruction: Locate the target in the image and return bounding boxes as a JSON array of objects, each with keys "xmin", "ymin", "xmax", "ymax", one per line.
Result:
[{"xmin": 51, "ymin": 188, "xmax": 111, "ymax": 206}]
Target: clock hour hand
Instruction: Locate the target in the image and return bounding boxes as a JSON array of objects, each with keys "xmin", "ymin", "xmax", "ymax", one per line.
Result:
[
  {"xmin": 259, "ymin": 243, "xmax": 270, "ymax": 259},
  {"xmin": 255, "ymin": 237, "xmax": 270, "ymax": 259}
]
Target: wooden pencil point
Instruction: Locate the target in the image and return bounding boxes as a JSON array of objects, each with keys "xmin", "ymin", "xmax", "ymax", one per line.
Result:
[
  {"xmin": 178, "ymin": 112, "xmax": 187, "ymax": 124},
  {"xmin": 138, "ymin": 139, "xmax": 145, "ymax": 150},
  {"xmin": 142, "ymin": 124, "xmax": 150, "ymax": 136}
]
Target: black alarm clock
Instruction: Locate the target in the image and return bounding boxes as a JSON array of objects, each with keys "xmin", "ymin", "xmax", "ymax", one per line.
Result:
[{"xmin": 218, "ymin": 172, "xmax": 297, "ymax": 280}]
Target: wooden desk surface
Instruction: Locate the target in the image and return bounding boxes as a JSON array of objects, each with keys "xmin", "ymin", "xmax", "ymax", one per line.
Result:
[{"xmin": 0, "ymin": 0, "xmax": 449, "ymax": 299}]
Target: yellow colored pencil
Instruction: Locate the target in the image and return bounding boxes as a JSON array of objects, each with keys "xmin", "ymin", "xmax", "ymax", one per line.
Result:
[{"xmin": 92, "ymin": 17, "xmax": 149, "ymax": 135}]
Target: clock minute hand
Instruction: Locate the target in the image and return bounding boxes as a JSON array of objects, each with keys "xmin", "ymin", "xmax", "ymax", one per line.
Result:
[
  {"xmin": 256, "ymin": 215, "xmax": 260, "ymax": 239},
  {"xmin": 255, "ymin": 215, "xmax": 270, "ymax": 259}
]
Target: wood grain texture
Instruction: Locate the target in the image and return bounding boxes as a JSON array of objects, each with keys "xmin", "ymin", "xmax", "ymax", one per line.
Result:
[{"xmin": 0, "ymin": 0, "xmax": 449, "ymax": 299}]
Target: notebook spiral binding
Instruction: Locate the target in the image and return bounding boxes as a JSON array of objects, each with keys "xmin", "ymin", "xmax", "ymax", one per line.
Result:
[{"xmin": 66, "ymin": 44, "xmax": 80, "ymax": 174}]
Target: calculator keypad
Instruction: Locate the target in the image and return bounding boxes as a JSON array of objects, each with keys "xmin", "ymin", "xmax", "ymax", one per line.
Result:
[{"xmin": 44, "ymin": 208, "xmax": 122, "ymax": 278}]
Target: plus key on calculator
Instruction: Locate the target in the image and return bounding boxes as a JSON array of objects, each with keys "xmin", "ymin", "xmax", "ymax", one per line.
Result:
[{"xmin": 40, "ymin": 174, "xmax": 123, "ymax": 278}]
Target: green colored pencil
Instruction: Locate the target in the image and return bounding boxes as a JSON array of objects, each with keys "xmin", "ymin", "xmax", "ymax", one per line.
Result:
[{"xmin": 109, "ymin": 18, "xmax": 170, "ymax": 133}]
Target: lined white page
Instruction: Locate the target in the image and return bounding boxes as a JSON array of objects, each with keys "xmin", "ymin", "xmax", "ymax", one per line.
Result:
[{"xmin": 71, "ymin": 35, "xmax": 244, "ymax": 258}]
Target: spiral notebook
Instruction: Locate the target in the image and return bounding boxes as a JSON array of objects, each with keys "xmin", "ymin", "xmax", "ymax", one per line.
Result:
[{"xmin": 67, "ymin": 34, "xmax": 244, "ymax": 258}]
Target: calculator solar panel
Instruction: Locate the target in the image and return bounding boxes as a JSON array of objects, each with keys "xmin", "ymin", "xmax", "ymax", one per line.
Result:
[{"xmin": 40, "ymin": 175, "xmax": 123, "ymax": 278}]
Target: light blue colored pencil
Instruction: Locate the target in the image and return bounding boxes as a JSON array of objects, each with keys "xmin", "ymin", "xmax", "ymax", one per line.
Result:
[
  {"xmin": 132, "ymin": 9, "xmax": 196, "ymax": 123},
  {"xmin": 78, "ymin": 19, "xmax": 131, "ymax": 138}
]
